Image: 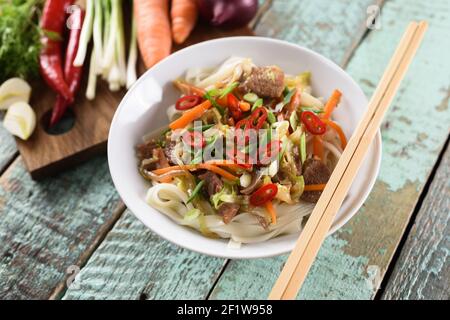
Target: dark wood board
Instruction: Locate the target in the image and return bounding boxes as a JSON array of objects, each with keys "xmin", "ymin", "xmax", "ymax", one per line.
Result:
[{"xmin": 16, "ymin": 23, "xmax": 254, "ymax": 180}]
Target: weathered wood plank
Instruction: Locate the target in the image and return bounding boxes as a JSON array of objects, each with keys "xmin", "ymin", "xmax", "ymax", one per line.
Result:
[
  {"xmin": 62, "ymin": 210, "xmax": 226, "ymax": 300},
  {"xmin": 0, "ymin": 157, "xmax": 123, "ymax": 299},
  {"xmin": 62, "ymin": 0, "xmax": 384, "ymax": 300},
  {"xmin": 0, "ymin": 119, "xmax": 17, "ymax": 174},
  {"xmin": 382, "ymin": 144, "xmax": 450, "ymax": 300},
  {"xmin": 210, "ymin": 0, "xmax": 450, "ymax": 300},
  {"xmin": 254, "ymin": 0, "xmax": 385, "ymax": 66}
]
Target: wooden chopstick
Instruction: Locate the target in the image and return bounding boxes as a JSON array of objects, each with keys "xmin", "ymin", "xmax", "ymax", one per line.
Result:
[{"xmin": 269, "ymin": 21, "xmax": 428, "ymax": 300}]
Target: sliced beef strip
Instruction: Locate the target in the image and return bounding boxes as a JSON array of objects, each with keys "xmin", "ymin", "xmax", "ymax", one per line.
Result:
[
  {"xmin": 136, "ymin": 140, "xmax": 158, "ymax": 162},
  {"xmin": 164, "ymin": 140, "xmax": 178, "ymax": 165},
  {"xmin": 198, "ymin": 171, "xmax": 224, "ymax": 197},
  {"xmin": 218, "ymin": 203, "xmax": 240, "ymax": 224},
  {"xmin": 300, "ymin": 158, "xmax": 331, "ymax": 203},
  {"xmin": 240, "ymin": 66, "xmax": 285, "ymax": 98}
]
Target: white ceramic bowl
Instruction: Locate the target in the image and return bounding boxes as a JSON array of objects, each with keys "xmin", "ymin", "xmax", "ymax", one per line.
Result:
[{"xmin": 108, "ymin": 37, "xmax": 381, "ymax": 259}]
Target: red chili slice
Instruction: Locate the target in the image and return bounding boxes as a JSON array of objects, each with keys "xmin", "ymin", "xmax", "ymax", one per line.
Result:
[
  {"xmin": 301, "ymin": 111, "xmax": 327, "ymax": 135},
  {"xmin": 249, "ymin": 107, "xmax": 268, "ymax": 129},
  {"xmin": 227, "ymin": 93, "xmax": 243, "ymax": 120},
  {"xmin": 176, "ymin": 95, "xmax": 203, "ymax": 110},
  {"xmin": 234, "ymin": 119, "xmax": 253, "ymax": 147},
  {"xmin": 226, "ymin": 148, "xmax": 253, "ymax": 169},
  {"xmin": 182, "ymin": 131, "xmax": 205, "ymax": 148},
  {"xmin": 258, "ymin": 140, "xmax": 281, "ymax": 165},
  {"xmin": 249, "ymin": 183, "xmax": 278, "ymax": 206}
]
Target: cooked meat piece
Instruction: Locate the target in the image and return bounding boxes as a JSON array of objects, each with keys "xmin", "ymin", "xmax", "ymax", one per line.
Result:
[
  {"xmin": 240, "ymin": 169, "xmax": 264, "ymax": 195},
  {"xmin": 164, "ymin": 140, "xmax": 178, "ymax": 165},
  {"xmin": 218, "ymin": 203, "xmax": 240, "ymax": 224},
  {"xmin": 240, "ymin": 66, "xmax": 285, "ymax": 98},
  {"xmin": 293, "ymin": 146, "xmax": 302, "ymax": 176},
  {"xmin": 136, "ymin": 140, "xmax": 158, "ymax": 161},
  {"xmin": 155, "ymin": 147, "xmax": 170, "ymax": 169},
  {"xmin": 199, "ymin": 171, "xmax": 224, "ymax": 197},
  {"xmin": 300, "ymin": 158, "xmax": 331, "ymax": 203}
]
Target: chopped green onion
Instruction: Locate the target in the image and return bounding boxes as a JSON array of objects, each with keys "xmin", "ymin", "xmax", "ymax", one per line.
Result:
[
  {"xmin": 301, "ymin": 106, "xmax": 324, "ymax": 114},
  {"xmin": 300, "ymin": 132, "xmax": 306, "ymax": 164},
  {"xmin": 190, "ymin": 150, "xmax": 203, "ymax": 164},
  {"xmin": 283, "ymin": 86, "xmax": 290, "ymax": 96},
  {"xmin": 251, "ymin": 98, "xmax": 263, "ymax": 111},
  {"xmin": 188, "ymin": 124, "xmax": 215, "ymax": 132},
  {"xmin": 283, "ymin": 88, "xmax": 297, "ymax": 105},
  {"xmin": 184, "ymin": 208, "xmax": 201, "ymax": 221},
  {"xmin": 204, "ymin": 91, "xmax": 224, "ymax": 115},
  {"xmin": 267, "ymin": 109, "xmax": 276, "ymax": 124},
  {"xmin": 219, "ymin": 82, "xmax": 239, "ymax": 99},
  {"xmin": 243, "ymin": 92, "xmax": 259, "ymax": 103},
  {"xmin": 289, "ymin": 111, "xmax": 299, "ymax": 130},
  {"xmin": 187, "ymin": 180, "xmax": 205, "ymax": 204},
  {"xmin": 206, "ymin": 88, "xmax": 221, "ymax": 97}
]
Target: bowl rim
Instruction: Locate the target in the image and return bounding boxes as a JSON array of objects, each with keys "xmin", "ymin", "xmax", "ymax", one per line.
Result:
[{"xmin": 108, "ymin": 36, "xmax": 382, "ymax": 259}]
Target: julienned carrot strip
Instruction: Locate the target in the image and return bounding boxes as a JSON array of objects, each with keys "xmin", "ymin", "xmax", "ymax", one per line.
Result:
[
  {"xmin": 323, "ymin": 119, "xmax": 347, "ymax": 149},
  {"xmin": 171, "ymin": 0, "xmax": 198, "ymax": 44},
  {"xmin": 134, "ymin": 0, "xmax": 172, "ymax": 69},
  {"xmin": 323, "ymin": 90, "xmax": 342, "ymax": 119},
  {"xmin": 205, "ymin": 160, "xmax": 243, "ymax": 171},
  {"xmin": 313, "ymin": 136, "xmax": 324, "ymax": 159},
  {"xmin": 304, "ymin": 184, "xmax": 327, "ymax": 191},
  {"xmin": 265, "ymin": 201, "xmax": 277, "ymax": 225},
  {"xmin": 152, "ymin": 164, "xmax": 195, "ymax": 175},
  {"xmin": 197, "ymin": 164, "xmax": 238, "ymax": 181},
  {"xmin": 152, "ymin": 162, "xmax": 238, "ymax": 181},
  {"xmin": 169, "ymin": 100, "xmax": 212, "ymax": 130}
]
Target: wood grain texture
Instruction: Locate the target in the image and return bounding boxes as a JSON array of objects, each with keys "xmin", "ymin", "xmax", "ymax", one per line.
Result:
[
  {"xmin": 0, "ymin": 157, "xmax": 123, "ymax": 299},
  {"xmin": 382, "ymin": 144, "xmax": 450, "ymax": 300},
  {"xmin": 16, "ymin": 80, "xmax": 125, "ymax": 180},
  {"xmin": 62, "ymin": 0, "xmax": 385, "ymax": 300},
  {"xmin": 62, "ymin": 210, "xmax": 226, "ymax": 300},
  {"xmin": 210, "ymin": 0, "xmax": 450, "ymax": 300},
  {"xmin": 0, "ymin": 118, "xmax": 17, "ymax": 174}
]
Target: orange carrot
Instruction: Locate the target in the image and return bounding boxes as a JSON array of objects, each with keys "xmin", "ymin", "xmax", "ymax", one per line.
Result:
[
  {"xmin": 323, "ymin": 90, "xmax": 342, "ymax": 119},
  {"xmin": 134, "ymin": 0, "xmax": 172, "ymax": 69},
  {"xmin": 171, "ymin": 0, "xmax": 198, "ymax": 44},
  {"xmin": 239, "ymin": 101, "xmax": 251, "ymax": 112},
  {"xmin": 313, "ymin": 136, "xmax": 324, "ymax": 159},
  {"xmin": 174, "ymin": 80, "xmax": 205, "ymax": 96},
  {"xmin": 265, "ymin": 201, "xmax": 277, "ymax": 225},
  {"xmin": 169, "ymin": 100, "xmax": 212, "ymax": 130},
  {"xmin": 152, "ymin": 162, "xmax": 238, "ymax": 181},
  {"xmin": 197, "ymin": 164, "xmax": 238, "ymax": 181},
  {"xmin": 152, "ymin": 164, "xmax": 196, "ymax": 175},
  {"xmin": 304, "ymin": 184, "xmax": 327, "ymax": 192},
  {"xmin": 323, "ymin": 119, "xmax": 347, "ymax": 149}
]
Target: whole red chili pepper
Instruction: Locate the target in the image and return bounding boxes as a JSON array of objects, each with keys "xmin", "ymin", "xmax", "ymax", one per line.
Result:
[
  {"xmin": 39, "ymin": 0, "xmax": 74, "ymax": 103},
  {"xmin": 50, "ymin": 7, "xmax": 85, "ymax": 126}
]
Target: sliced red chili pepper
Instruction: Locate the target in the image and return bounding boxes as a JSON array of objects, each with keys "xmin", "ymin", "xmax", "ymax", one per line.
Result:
[
  {"xmin": 176, "ymin": 95, "xmax": 203, "ymax": 110},
  {"xmin": 301, "ymin": 111, "xmax": 327, "ymax": 135},
  {"xmin": 226, "ymin": 148, "xmax": 253, "ymax": 169},
  {"xmin": 258, "ymin": 140, "xmax": 281, "ymax": 165},
  {"xmin": 227, "ymin": 93, "xmax": 243, "ymax": 120},
  {"xmin": 182, "ymin": 131, "xmax": 205, "ymax": 148},
  {"xmin": 250, "ymin": 183, "xmax": 278, "ymax": 206},
  {"xmin": 234, "ymin": 119, "xmax": 253, "ymax": 147},
  {"xmin": 249, "ymin": 107, "xmax": 268, "ymax": 129}
]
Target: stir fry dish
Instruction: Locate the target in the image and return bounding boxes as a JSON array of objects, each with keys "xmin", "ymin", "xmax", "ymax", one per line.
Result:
[{"xmin": 136, "ymin": 57, "xmax": 346, "ymax": 246}]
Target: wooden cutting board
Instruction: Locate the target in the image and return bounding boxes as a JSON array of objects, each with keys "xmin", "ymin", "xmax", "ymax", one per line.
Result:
[{"xmin": 17, "ymin": 23, "xmax": 254, "ymax": 180}]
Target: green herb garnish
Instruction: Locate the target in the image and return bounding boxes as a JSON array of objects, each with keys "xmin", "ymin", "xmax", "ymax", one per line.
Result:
[
  {"xmin": 0, "ymin": 0, "xmax": 43, "ymax": 82},
  {"xmin": 187, "ymin": 180, "xmax": 205, "ymax": 204}
]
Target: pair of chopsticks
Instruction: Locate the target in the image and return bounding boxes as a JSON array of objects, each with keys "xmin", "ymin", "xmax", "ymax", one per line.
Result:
[{"xmin": 269, "ymin": 21, "xmax": 428, "ymax": 300}]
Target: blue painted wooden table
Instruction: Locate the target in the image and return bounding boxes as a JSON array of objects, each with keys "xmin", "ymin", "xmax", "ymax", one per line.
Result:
[{"xmin": 0, "ymin": 0, "xmax": 449, "ymax": 300}]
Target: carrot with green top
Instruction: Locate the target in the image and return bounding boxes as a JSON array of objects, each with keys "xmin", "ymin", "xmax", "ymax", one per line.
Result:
[{"xmin": 322, "ymin": 89, "xmax": 342, "ymax": 119}]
